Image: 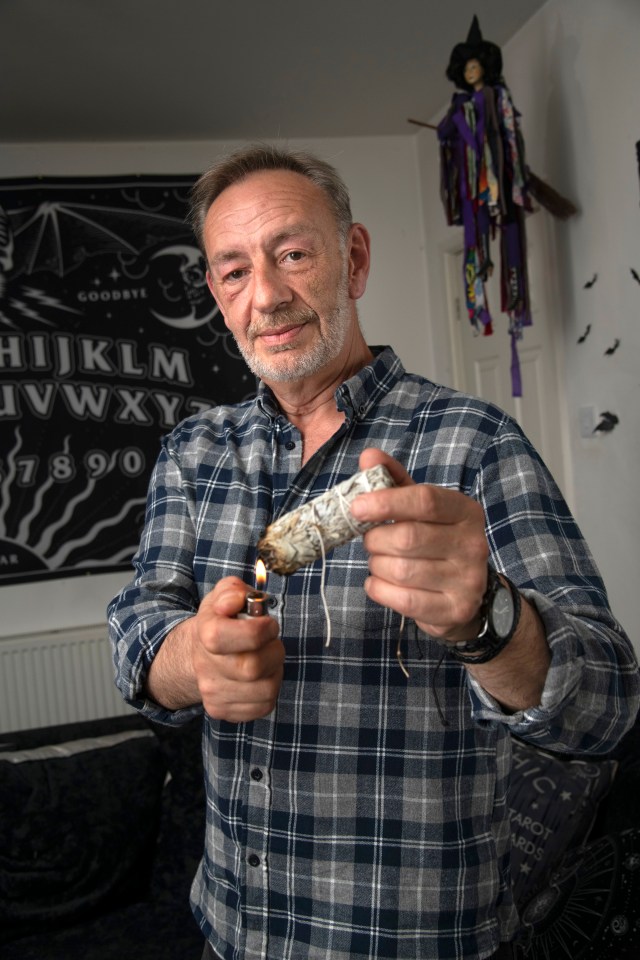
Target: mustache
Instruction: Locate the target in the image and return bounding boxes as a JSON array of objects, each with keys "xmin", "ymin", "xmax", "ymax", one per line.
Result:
[{"xmin": 249, "ymin": 306, "xmax": 318, "ymax": 338}]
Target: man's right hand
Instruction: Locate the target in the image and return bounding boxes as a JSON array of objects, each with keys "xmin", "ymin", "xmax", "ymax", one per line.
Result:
[
  {"xmin": 190, "ymin": 577, "xmax": 284, "ymax": 722},
  {"xmin": 145, "ymin": 576, "xmax": 284, "ymax": 723}
]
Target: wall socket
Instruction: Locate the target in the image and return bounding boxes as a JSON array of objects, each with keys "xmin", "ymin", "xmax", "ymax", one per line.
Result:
[{"xmin": 578, "ymin": 405, "xmax": 596, "ymax": 438}]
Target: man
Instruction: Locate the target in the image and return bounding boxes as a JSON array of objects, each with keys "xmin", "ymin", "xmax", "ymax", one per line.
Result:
[{"xmin": 108, "ymin": 145, "xmax": 639, "ymax": 960}]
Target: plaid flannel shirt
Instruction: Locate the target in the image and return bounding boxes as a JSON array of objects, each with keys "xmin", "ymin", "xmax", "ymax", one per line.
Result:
[{"xmin": 108, "ymin": 346, "xmax": 639, "ymax": 960}]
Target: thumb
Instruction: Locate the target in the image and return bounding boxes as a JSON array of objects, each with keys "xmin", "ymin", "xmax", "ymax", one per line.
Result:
[
  {"xmin": 201, "ymin": 577, "xmax": 248, "ymax": 619},
  {"xmin": 358, "ymin": 447, "xmax": 415, "ymax": 488}
]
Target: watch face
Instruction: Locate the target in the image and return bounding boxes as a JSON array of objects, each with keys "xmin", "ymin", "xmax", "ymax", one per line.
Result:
[{"xmin": 491, "ymin": 583, "xmax": 515, "ymax": 638}]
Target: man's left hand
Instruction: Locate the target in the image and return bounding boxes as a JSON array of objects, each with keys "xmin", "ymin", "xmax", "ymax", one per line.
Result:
[{"xmin": 350, "ymin": 448, "xmax": 489, "ymax": 643}]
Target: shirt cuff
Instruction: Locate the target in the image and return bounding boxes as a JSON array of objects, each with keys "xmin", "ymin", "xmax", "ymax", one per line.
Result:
[
  {"xmin": 127, "ymin": 694, "xmax": 203, "ymax": 727},
  {"xmin": 465, "ymin": 589, "xmax": 585, "ymax": 736}
]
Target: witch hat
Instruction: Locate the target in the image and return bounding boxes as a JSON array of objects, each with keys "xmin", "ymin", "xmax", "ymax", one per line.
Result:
[
  {"xmin": 467, "ymin": 14, "xmax": 483, "ymax": 45},
  {"xmin": 445, "ymin": 15, "xmax": 503, "ymax": 89}
]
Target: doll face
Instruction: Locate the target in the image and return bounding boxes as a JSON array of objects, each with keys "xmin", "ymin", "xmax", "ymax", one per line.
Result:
[{"xmin": 464, "ymin": 58, "xmax": 484, "ymax": 89}]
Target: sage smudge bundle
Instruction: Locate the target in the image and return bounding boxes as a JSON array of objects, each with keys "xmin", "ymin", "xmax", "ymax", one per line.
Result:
[
  {"xmin": 257, "ymin": 464, "xmax": 395, "ymax": 575},
  {"xmin": 257, "ymin": 464, "xmax": 410, "ymax": 676}
]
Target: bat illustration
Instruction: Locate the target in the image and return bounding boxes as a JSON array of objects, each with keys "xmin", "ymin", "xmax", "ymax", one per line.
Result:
[
  {"xmin": 593, "ymin": 411, "xmax": 619, "ymax": 433},
  {"xmin": 583, "ymin": 273, "xmax": 598, "ymax": 289},
  {"xmin": 631, "ymin": 268, "xmax": 640, "ymax": 285},
  {"xmin": 604, "ymin": 338, "xmax": 621, "ymax": 355},
  {"xmin": 577, "ymin": 324, "xmax": 591, "ymax": 343},
  {"xmin": 5, "ymin": 200, "xmax": 193, "ymax": 279}
]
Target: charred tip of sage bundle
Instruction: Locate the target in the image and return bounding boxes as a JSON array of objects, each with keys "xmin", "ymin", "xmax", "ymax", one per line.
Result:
[{"xmin": 256, "ymin": 464, "xmax": 396, "ymax": 576}]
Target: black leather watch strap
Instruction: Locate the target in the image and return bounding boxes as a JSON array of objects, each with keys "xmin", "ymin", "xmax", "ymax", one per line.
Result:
[{"xmin": 447, "ymin": 569, "xmax": 521, "ymax": 665}]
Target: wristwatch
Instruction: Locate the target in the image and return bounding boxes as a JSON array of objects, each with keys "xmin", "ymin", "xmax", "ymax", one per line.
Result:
[{"xmin": 447, "ymin": 567, "xmax": 521, "ymax": 664}]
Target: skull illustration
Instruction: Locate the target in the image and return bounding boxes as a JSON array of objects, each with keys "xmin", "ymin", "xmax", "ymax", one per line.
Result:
[
  {"xmin": 149, "ymin": 243, "xmax": 219, "ymax": 329},
  {"xmin": 178, "ymin": 248, "xmax": 208, "ymax": 307}
]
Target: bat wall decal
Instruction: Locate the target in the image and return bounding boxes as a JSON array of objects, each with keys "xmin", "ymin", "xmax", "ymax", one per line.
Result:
[
  {"xmin": 577, "ymin": 324, "xmax": 591, "ymax": 343},
  {"xmin": 593, "ymin": 411, "xmax": 619, "ymax": 433}
]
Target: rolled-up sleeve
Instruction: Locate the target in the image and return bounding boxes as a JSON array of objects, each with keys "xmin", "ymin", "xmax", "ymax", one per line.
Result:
[
  {"xmin": 466, "ymin": 424, "xmax": 640, "ymax": 753},
  {"xmin": 107, "ymin": 438, "xmax": 204, "ymax": 726}
]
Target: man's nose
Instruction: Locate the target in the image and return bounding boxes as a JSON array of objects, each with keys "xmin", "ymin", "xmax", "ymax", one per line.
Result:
[{"xmin": 252, "ymin": 262, "xmax": 293, "ymax": 314}]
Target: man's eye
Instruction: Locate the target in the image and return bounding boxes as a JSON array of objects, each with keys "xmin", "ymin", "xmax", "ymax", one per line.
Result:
[
  {"xmin": 283, "ymin": 251, "xmax": 305, "ymax": 262},
  {"xmin": 224, "ymin": 268, "xmax": 246, "ymax": 282}
]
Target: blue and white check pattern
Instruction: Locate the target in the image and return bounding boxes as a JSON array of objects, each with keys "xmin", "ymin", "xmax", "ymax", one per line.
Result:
[{"xmin": 108, "ymin": 347, "xmax": 639, "ymax": 960}]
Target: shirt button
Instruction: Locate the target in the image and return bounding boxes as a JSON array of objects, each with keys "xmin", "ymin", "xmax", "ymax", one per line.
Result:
[
  {"xmin": 248, "ymin": 854, "xmax": 261, "ymax": 867},
  {"xmin": 285, "ymin": 440, "xmax": 295, "ymax": 450},
  {"xmin": 268, "ymin": 595, "xmax": 278, "ymax": 609},
  {"xmin": 250, "ymin": 767, "xmax": 263, "ymax": 781}
]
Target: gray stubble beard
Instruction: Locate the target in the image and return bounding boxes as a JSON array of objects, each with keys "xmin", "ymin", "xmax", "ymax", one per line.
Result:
[{"xmin": 235, "ymin": 273, "xmax": 353, "ymax": 384}]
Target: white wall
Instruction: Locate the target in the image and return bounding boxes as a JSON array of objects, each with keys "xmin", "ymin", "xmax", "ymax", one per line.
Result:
[
  {"xmin": 0, "ymin": 135, "xmax": 430, "ymax": 636},
  {"xmin": 416, "ymin": 0, "xmax": 640, "ymax": 644},
  {"xmin": 4, "ymin": 0, "xmax": 639, "ymax": 654}
]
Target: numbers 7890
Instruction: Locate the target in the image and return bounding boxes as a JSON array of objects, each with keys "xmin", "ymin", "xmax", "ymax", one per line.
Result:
[{"xmin": 6, "ymin": 447, "xmax": 146, "ymax": 486}]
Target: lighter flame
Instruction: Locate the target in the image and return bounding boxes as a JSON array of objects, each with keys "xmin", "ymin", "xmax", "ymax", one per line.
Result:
[{"xmin": 255, "ymin": 558, "xmax": 267, "ymax": 592}]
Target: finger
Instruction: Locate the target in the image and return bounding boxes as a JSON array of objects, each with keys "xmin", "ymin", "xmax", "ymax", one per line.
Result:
[
  {"xmin": 363, "ymin": 575, "xmax": 451, "ymax": 625},
  {"xmin": 200, "ymin": 576, "xmax": 251, "ymax": 619},
  {"xmin": 367, "ymin": 552, "xmax": 486, "ymax": 600},
  {"xmin": 352, "ymin": 480, "xmax": 481, "ymax": 527},
  {"xmin": 217, "ymin": 635, "xmax": 285, "ymax": 682},
  {"xmin": 358, "ymin": 448, "xmax": 415, "ymax": 487},
  {"xmin": 363, "ymin": 518, "xmax": 456, "ymax": 560},
  {"xmin": 200, "ymin": 668, "xmax": 284, "ymax": 722},
  {"xmin": 363, "ymin": 572, "xmax": 484, "ymax": 637},
  {"xmin": 196, "ymin": 581, "xmax": 280, "ymax": 656},
  {"xmin": 201, "ymin": 614, "xmax": 280, "ymax": 657},
  {"xmin": 367, "ymin": 553, "xmax": 451, "ymax": 589},
  {"xmin": 351, "ymin": 448, "xmax": 416, "ymax": 525},
  {"xmin": 204, "ymin": 687, "xmax": 281, "ymax": 723},
  {"xmin": 363, "ymin": 516, "xmax": 486, "ymax": 564},
  {"xmin": 198, "ymin": 642, "xmax": 285, "ymax": 721}
]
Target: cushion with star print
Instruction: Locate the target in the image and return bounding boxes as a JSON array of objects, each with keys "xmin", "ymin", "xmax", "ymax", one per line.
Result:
[{"xmin": 507, "ymin": 737, "xmax": 616, "ymax": 906}]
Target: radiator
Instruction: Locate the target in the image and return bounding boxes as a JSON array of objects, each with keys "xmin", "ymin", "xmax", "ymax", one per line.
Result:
[{"xmin": 0, "ymin": 625, "xmax": 134, "ymax": 733}]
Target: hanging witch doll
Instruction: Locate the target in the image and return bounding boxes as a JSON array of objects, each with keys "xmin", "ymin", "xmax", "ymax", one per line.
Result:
[{"xmin": 437, "ymin": 16, "xmax": 575, "ymax": 396}]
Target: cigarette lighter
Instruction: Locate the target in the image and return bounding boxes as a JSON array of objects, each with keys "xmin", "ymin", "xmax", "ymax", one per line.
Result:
[
  {"xmin": 238, "ymin": 559, "xmax": 269, "ymax": 619},
  {"xmin": 240, "ymin": 590, "xmax": 268, "ymax": 618}
]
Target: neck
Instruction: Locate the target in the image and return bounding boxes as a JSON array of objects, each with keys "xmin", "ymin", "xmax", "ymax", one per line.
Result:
[{"xmin": 265, "ymin": 332, "xmax": 373, "ymax": 462}]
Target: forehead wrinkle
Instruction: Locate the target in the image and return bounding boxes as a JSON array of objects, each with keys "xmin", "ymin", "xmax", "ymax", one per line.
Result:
[
  {"xmin": 204, "ymin": 172, "xmax": 340, "ymax": 269},
  {"xmin": 267, "ymin": 223, "xmax": 324, "ymax": 247},
  {"xmin": 209, "ymin": 248, "xmax": 245, "ymax": 269}
]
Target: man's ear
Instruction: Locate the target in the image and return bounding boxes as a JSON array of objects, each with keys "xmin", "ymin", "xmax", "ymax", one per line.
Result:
[{"xmin": 347, "ymin": 224, "xmax": 371, "ymax": 301}]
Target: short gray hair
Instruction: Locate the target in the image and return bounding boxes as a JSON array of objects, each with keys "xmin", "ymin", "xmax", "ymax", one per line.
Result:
[{"xmin": 188, "ymin": 144, "xmax": 353, "ymax": 254}]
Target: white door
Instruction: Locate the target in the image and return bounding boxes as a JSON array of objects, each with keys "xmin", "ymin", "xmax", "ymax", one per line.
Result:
[{"xmin": 444, "ymin": 211, "xmax": 568, "ymax": 493}]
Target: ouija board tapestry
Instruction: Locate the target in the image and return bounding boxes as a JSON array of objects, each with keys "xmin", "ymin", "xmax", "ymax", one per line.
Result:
[{"xmin": 0, "ymin": 174, "xmax": 256, "ymax": 585}]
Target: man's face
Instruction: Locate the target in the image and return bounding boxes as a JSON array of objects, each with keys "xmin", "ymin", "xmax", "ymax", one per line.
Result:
[{"xmin": 203, "ymin": 170, "xmax": 357, "ymax": 384}]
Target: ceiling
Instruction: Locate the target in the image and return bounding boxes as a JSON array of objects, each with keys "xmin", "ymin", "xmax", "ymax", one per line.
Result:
[{"xmin": 2, "ymin": 0, "xmax": 547, "ymax": 143}]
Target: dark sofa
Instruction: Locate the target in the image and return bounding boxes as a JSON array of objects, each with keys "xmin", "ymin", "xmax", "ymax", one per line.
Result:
[
  {"xmin": 507, "ymin": 717, "xmax": 640, "ymax": 959},
  {"xmin": 1, "ymin": 709, "xmax": 639, "ymax": 960},
  {"xmin": 0, "ymin": 713, "xmax": 206, "ymax": 960}
]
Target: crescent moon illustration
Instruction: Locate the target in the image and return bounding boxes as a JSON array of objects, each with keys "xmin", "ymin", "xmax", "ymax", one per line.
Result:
[
  {"xmin": 150, "ymin": 302, "xmax": 219, "ymax": 329},
  {"xmin": 150, "ymin": 244, "xmax": 219, "ymax": 329}
]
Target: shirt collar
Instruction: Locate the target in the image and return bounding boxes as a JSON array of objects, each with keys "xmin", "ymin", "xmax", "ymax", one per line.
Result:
[{"xmin": 335, "ymin": 345, "xmax": 404, "ymax": 421}]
